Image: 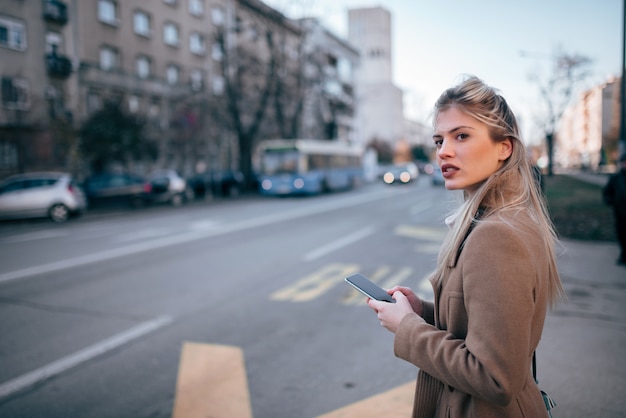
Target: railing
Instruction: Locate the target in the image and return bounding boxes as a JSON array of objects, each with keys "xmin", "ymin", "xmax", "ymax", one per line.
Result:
[
  {"xmin": 46, "ymin": 53, "xmax": 72, "ymax": 78},
  {"xmin": 42, "ymin": 0, "xmax": 68, "ymax": 25}
]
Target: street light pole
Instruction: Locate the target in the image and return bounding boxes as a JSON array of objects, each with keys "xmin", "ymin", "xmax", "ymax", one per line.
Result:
[{"xmin": 617, "ymin": 0, "xmax": 626, "ymax": 158}]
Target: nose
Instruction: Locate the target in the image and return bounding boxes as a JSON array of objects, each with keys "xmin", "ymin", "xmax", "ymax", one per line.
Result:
[{"xmin": 437, "ymin": 138, "xmax": 454, "ymax": 159}]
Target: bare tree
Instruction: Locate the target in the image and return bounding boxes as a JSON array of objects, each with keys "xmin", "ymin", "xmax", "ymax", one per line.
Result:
[
  {"xmin": 271, "ymin": 26, "xmax": 307, "ymax": 139},
  {"xmin": 215, "ymin": 13, "xmax": 278, "ymax": 189},
  {"xmin": 528, "ymin": 49, "xmax": 593, "ymax": 175}
]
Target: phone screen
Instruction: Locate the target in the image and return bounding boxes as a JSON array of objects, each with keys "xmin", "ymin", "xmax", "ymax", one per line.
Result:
[{"xmin": 344, "ymin": 273, "xmax": 395, "ymax": 303}]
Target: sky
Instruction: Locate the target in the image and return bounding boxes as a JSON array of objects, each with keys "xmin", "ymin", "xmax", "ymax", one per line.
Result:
[{"xmin": 263, "ymin": 0, "xmax": 624, "ymax": 143}]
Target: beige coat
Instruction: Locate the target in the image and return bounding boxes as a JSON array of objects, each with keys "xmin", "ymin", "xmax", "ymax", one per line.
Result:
[{"xmin": 394, "ymin": 210, "xmax": 551, "ymax": 417}]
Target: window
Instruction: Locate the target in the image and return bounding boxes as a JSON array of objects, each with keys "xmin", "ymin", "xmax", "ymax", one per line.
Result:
[
  {"xmin": 99, "ymin": 46, "xmax": 118, "ymax": 70},
  {"xmin": 164, "ymin": 22, "xmax": 179, "ymax": 46},
  {"xmin": 211, "ymin": 42, "xmax": 223, "ymax": 61},
  {"xmin": 189, "ymin": 32, "xmax": 206, "ymax": 55},
  {"xmin": 1, "ymin": 77, "xmax": 30, "ymax": 110},
  {"xmin": 212, "ymin": 76, "xmax": 224, "ymax": 95},
  {"xmin": 190, "ymin": 69, "xmax": 204, "ymax": 91},
  {"xmin": 337, "ymin": 58, "xmax": 352, "ymax": 83},
  {"xmin": 87, "ymin": 91, "xmax": 102, "ymax": 113},
  {"xmin": 148, "ymin": 99, "xmax": 160, "ymax": 118},
  {"xmin": 0, "ymin": 141, "xmax": 18, "ymax": 171},
  {"xmin": 211, "ymin": 6, "xmax": 224, "ymax": 25},
  {"xmin": 189, "ymin": 0, "xmax": 204, "ymax": 16},
  {"xmin": 134, "ymin": 11, "xmax": 151, "ymax": 37},
  {"xmin": 128, "ymin": 95, "xmax": 140, "ymax": 113},
  {"xmin": 136, "ymin": 56, "xmax": 151, "ymax": 79},
  {"xmin": 0, "ymin": 16, "xmax": 27, "ymax": 51},
  {"xmin": 98, "ymin": 0, "xmax": 117, "ymax": 25},
  {"xmin": 166, "ymin": 65, "xmax": 180, "ymax": 85}
]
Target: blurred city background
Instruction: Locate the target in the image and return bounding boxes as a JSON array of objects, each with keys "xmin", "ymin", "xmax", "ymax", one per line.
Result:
[{"xmin": 0, "ymin": 1, "xmax": 625, "ymax": 417}]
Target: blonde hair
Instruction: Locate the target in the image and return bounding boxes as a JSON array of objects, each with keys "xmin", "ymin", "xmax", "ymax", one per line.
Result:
[{"xmin": 431, "ymin": 76, "xmax": 563, "ymax": 305}]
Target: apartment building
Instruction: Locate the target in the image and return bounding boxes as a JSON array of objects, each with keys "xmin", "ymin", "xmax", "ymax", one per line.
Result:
[
  {"xmin": 557, "ymin": 77, "xmax": 621, "ymax": 169},
  {"xmin": 0, "ymin": 0, "xmax": 360, "ymax": 180},
  {"xmin": 0, "ymin": 0, "xmax": 71, "ymax": 177},
  {"xmin": 297, "ymin": 17, "xmax": 359, "ymax": 143}
]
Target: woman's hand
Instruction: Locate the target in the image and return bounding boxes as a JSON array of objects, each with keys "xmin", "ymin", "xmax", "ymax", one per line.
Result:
[
  {"xmin": 367, "ymin": 290, "xmax": 416, "ymax": 334},
  {"xmin": 387, "ymin": 286, "xmax": 424, "ymax": 316}
]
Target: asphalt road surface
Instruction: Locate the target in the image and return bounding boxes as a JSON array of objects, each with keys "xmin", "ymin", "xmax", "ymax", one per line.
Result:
[{"xmin": 0, "ymin": 179, "xmax": 456, "ymax": 417}]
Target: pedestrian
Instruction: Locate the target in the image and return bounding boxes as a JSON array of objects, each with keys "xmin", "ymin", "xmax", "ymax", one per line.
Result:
[
  {"xmin": 367, "ymin": 76, "xmax": 564, "ymax": 417},
  {"xmin": 603, "ymin": 153, "xmax": 626, "ymax": 266}
]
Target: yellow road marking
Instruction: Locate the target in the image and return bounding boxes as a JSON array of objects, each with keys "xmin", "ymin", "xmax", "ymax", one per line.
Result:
[
  {"xmin": 172, "ymin": 342, "xmax": 252, "ymax": 418},
  {"xmin": 395, "ymin": 225, "xmax": 447, "ymax": 241},
  {"xmin": 316, "ymin": 381, "xmax": 415, "ymax": 418},
  {"xmin": 271, "ymin": 263, "xmax": 358, "ymax": 302}
]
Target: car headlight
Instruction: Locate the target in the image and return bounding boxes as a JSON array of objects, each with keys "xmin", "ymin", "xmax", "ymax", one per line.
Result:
[
  {"xmin": 400, "ymin": 172, "xmax": 411, "ymax": 183},
  {"xmin": 261, "ymin": 179, "xmax": 272, "ymax": 190},
  {"xmin": 293, "ymin": 178, "xmax": 304, "ymax": 189},
  {"xmin": 383, "ymin": 173, "xmax": 394, "ymax": 184}
]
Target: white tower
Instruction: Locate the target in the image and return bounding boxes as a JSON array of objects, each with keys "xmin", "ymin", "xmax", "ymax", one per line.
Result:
[{"xmin": 348, "ymin": 7, "xmax": 404, "ymax": 147}]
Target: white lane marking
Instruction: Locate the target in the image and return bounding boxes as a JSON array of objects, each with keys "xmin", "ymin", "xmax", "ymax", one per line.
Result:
[
  {"xmin": 410, "ymin": 201, "xmax": 432, "ymax": 215},
  {"xmin": 1, "ymin": 230, "xmax": 69, "ymax": 244},
  {"xmin": 303, "ymin": 227, "xmax": 375, "ymax": 261},
  {"xmin": 0, "ymin": 315, "xmax": 173, "ymax": 400},
  {"xmin": 114, "ymin": 227, "xmax": 174, "ymax": 243},
  {"xmin": 0, "ymin": 190, "xmax": 398, "ymax": 284},
  {"xmin": 188, "ymin": 220, "xmax": 220, "ymax": 230}
]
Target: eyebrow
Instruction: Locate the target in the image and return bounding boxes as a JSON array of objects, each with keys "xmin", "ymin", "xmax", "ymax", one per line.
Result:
[{"xmin": 432, "ymin": 125, "xmax": 475, "ymax": 138}]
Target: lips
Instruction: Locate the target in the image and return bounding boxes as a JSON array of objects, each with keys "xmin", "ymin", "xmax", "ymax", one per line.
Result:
[{"xmin": 440, "ymin": 163, "xmax": 459, "ymax": 178}]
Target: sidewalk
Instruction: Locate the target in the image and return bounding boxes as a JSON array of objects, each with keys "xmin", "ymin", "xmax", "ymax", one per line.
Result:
[
  {"xmin": 514, "ymin": 171, "xmax": 624, "ymax": 416},
  {"xmin": 539, "ymin": 238, "xmax": 626, "ymax": 417}
]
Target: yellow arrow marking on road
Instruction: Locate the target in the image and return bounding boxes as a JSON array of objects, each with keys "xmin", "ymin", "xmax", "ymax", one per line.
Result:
[{"xmin": 172, "ymin": 342, "xmax": 252, "ymax": 418}]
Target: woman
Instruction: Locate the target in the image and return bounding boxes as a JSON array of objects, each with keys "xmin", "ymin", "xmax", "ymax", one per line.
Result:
[{"xmin": 368, "ymin": 76, "xmax": 563, "ymax": 417}]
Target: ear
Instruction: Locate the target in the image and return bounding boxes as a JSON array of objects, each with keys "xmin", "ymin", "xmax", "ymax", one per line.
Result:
[{"xmin": 498, "ymin": 138, "xmax": 513, "ymax": 161}]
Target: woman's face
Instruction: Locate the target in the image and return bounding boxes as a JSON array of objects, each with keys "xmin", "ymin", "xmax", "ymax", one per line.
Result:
[{"xmin": 433, "ymin": 107, "xmax": 512, "ymax": 193}]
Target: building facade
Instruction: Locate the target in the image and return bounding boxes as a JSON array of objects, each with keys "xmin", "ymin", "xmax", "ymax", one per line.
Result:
[
  {"xmin": 297, "ymin": 17, "xmax": 359, "ymax": 143},
  {"xmin": 0, "ymin": 0, "xmax": 359, "ymax": 180},
  {"xmin": 557, "ymin": 77, "xmax": 621, "ymax": 169},
  {"xmin": 347, "ymin": 6, "xmax": 404, "ymax": 148}
]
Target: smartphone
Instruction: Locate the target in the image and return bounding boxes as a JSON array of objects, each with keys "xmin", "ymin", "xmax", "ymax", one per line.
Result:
[{"xmin": 344, "ymin": 273, "xmax": 396, "ymax": 303}]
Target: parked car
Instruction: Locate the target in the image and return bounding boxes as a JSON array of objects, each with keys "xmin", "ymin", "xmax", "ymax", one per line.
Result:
[
  {"xmin": 431, "ymin": 165, "xmax": 445, "ymax": 186},
  {"xmin": 382, "ymin": 163, "xmax": 419, "ymax": 184},
  {"xmin": 83, "ymin": 173, "xmax": 152, "ymax": 208},
  {"xmin": 147, "ymin": 169, "xmax": 190, "ymax": 206},
  {"xmin": 0, "ymin": 172, "xmax": 86, "ymax": 223},
  {"xmin": 188, "ymin": 169, "xmax": 245, "ymax": 199}
]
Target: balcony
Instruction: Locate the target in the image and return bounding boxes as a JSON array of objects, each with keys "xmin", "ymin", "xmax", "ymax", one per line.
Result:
[
  {"xmin": 43, "ymin": 0, "xmax": 68, "ymax": 25},
  {"xmin": 46, "ymin": 53, "xmax": 72, "ymax": 79}
]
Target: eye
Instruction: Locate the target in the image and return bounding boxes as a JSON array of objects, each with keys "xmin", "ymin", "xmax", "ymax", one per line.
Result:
[
  {"xmin": 456, "ymin": 133, "xmax": 469, "ymax": 141},
  {"xmin": 433, "ymin": 137, "xmax": 443, "ymax": 148}
]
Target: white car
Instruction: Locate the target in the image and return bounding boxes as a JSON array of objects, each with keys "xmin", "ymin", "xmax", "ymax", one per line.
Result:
[
  {"xmin": 0, "ymin": 172, "xmax": 86, "ymax": 222},
  {"xmin": 147, "ymin": 169, "xmax": 190, "ymax": 206}
]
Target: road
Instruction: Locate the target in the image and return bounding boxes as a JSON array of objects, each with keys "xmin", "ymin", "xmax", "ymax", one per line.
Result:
[{"xmin": 0, "ymin": 179, "xmax": 454, "ymax": 417}]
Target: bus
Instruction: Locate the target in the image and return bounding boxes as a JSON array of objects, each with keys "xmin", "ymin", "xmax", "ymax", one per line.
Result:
[{"xmin": 256, "ymin": 139, "xmax": 364, "ymax": 196}]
